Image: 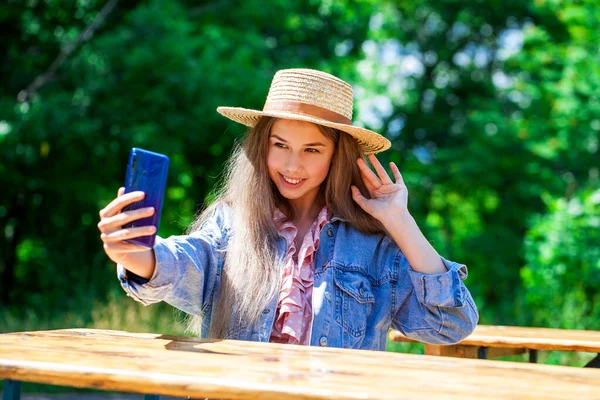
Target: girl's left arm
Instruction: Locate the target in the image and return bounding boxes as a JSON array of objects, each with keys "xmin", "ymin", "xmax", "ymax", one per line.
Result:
[
  {"xmin": 352, "ymin": 154, "xmax": 479, "ymax": 343},
  {"xmin": 380, "ymin": 208, "xmax": 447, "ymax": 274}
]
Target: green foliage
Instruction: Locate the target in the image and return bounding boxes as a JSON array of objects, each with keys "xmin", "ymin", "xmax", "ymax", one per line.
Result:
[{"xmin": 521, "ymin": 188, "xmax": 600, "ymax": 329}]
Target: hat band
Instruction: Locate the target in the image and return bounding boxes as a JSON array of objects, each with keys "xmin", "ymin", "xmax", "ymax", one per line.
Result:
[{"xmin": 263, "ymin": 100, "xmax": 351, "ymax": 125}]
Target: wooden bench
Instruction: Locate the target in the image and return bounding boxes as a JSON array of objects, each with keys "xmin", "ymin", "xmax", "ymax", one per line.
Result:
[
  {"xmin": 2, "ymin": 329, "xmax": 600, "ymax": 399},
  {"xmin": 389, "ymin": 325, "xmax": 600, "ymax": 367}
]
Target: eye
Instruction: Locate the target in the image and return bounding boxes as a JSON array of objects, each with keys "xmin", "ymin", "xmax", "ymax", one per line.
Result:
[
  {"xmin": 274, "ymin": 142, "xmax": 287, "ymax": 148},
  {"xmin": 305, "ymin": 148, "xmax": 319, "ymax": 153}
]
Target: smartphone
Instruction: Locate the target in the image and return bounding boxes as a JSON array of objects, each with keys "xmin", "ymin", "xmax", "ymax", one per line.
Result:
[{"xmin": 122, "ymin": 148, "xmax": 169, "ymax": 248}]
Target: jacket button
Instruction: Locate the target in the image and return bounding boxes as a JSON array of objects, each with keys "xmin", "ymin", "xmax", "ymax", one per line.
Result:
[
  {"xmin": 319, "ymin": 336, "xmax": 328, "ymax": 346},
  {"xmin": 327, "ymin": 228, "xmax": 334, "ymax": 237},
  {"xmin": 324, "ymin": 291, "xmax": 331, "ymax": 301},
  {"xmin": 359, "ymin": 287, "xmax": 365, "ymax": 297}
]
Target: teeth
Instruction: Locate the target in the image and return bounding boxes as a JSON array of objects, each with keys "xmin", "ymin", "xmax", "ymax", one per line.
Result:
[{"xmin": 283, "ymin": 175, "xmax": 302, "ymax": 184}]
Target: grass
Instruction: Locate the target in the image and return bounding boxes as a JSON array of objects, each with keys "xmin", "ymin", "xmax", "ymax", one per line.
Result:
[{"xmin": 1, "ymin": 291, "xmax": 189, "ymax": 336}]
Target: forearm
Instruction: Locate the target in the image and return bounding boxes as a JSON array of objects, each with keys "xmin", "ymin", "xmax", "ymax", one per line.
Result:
[
  {"xmin": 120, "ymin": 249, "xmax": 156, "ymax": 280},
  {"xmin": 383, "ymin": 210, "xmax": 447, "ymax": 275}
]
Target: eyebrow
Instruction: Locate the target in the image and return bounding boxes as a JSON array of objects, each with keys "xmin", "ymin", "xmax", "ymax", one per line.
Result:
[{"xmin": 270, "ymin": 134, "xmax": 327, "ymax": 147}]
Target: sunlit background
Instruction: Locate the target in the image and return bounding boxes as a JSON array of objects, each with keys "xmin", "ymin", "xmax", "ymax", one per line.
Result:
[{"xmin": 1, "ymin": 0, "xmax": 599, "ymax": 375}]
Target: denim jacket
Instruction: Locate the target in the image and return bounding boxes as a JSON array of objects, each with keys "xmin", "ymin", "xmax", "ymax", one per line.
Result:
[{"xmin": 117, "ymin": 203, "xmax": 479, "ymax": 350}]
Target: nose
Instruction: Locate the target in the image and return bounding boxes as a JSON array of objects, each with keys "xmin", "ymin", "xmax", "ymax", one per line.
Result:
[{"xmin": 284, "ymin": 152, "xmax": 303, "ymax": 173}]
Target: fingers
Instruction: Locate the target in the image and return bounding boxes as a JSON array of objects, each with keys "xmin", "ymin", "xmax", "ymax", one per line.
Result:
[
  {"xmin": 99, "ymin": 188, "xmax": 156, "ymax": 259},
  {"xmin": 103, "ymin": 241, "xmax": 156, "ymax": 254},
  {"xmin": 389, "ymin": 162, "xmax": 405, "ymax": 186},
  {"xmin": 100, "ymin": 226, "xmax": 157, "ymax": 244},
  {"xmin": 357, "ymin": 158, "xmax": 382, "ymax": 189},
  {"xmin": 360, "ymin": 169, "xmax": 379, "ymax": 194},
  {"xmin": 97, "ymin": 207, "xmax": 155, "ymax": 233},
  {"xmin": 368, "ymin": 154, "xmax": 393, "ymax": 185},
  {"xmin": 99, "ymin": 191, "xmax": 145, "ymax": 219}
]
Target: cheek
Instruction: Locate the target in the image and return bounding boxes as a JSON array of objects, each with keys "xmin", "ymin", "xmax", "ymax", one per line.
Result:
[
  {"xmin": 267, "ymin": 151, "xmax": 278, "ymax": 171},
  {"xmin": 309, "ymin": 157, "xmax": 332, "ymax": 182},
  {"xmin": 266, "ymin": 151, "xmax": 281, "ymax": 175}
]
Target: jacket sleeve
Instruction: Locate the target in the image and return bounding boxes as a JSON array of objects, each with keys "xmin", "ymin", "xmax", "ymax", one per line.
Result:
[
  {"xmin": 391, "ymin": 253, "xmax": 479, "ymax": 344},
  {"xmin": 116, "ymin": 203, "xmax": 228, "ymax": 316}
]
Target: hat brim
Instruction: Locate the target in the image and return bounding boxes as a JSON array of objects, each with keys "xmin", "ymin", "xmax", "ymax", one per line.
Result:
[{"xmin": 216, "ymin": 106, "xmax": 391, "ymax": 154}]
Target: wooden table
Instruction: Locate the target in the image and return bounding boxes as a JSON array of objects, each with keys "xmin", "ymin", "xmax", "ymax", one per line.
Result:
[
  {"xmin": 389, "ymin": 325, "xmax": 600, "ymax": 367},
  {"xmin": 2, "ymin": 329, "xmax": 600, "ymax": 400}
]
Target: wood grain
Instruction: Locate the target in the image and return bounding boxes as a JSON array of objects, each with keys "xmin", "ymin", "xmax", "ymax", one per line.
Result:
[
  {"xmin": 389, "ymin": 325, "xmax": 600, "ymax": 352},
  {"xmin": 1, "ymin": 329, "xmax": 600, "ymax": 399},
  {"xmin": 424, "ymin": 344, "xmax": 526, "ymax": 358}
]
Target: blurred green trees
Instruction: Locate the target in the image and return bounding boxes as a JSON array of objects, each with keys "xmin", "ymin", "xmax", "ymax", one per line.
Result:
[
  {"xmin": 1, "ymin": 0, "xmax": 598, "ymax": 346},
  {"xmin": 516, "ymin": 0, "xmax": 600, "ymax": 329}
]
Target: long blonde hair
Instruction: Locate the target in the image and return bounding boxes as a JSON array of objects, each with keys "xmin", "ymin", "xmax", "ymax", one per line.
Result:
[{"xmin": 186, "ymin": 116, "xmax": 384, "ymax": 338}]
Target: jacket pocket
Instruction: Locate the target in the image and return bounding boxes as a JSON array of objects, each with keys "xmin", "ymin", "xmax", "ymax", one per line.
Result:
[{"xmin": 334, "ymin": 269, "xmax": 375, "ymax": 337}]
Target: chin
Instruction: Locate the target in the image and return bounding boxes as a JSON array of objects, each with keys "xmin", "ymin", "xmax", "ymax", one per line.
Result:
[{"xmin": 277, "ymin": 188, "xmax": 306, "ymax": 200}]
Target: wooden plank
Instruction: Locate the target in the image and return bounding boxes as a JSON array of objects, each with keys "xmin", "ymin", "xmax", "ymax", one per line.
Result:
[
  {"xmin": 424, "ymin": 344, "xmax": 527, "ymax": 359},
  {"xmin": 389, "ymin": 325, "xmax": 600, "ymax": 352},
  {"xmin": 0, "ymin": 329, "xmax": 599, "ymax": 400}
]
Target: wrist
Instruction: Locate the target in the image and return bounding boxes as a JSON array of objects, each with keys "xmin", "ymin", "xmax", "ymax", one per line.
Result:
[{"xmin": 382, "ymin": 208, "xmax": 412, "ymax": 230}]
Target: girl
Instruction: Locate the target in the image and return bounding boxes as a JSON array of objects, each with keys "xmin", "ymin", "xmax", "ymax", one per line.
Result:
[{"xmin": 98, "ymin": 68, "xmax": 478, "ymax": 350}]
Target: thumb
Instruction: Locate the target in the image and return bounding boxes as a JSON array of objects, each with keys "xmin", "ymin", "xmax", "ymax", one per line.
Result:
[
  {"xmin": 351, "ymin": 186, "xmax": 369, "ymax": 210},
  {"xmin": 118, "ymin": 187, "xmax": 125, "ymax": 197}
]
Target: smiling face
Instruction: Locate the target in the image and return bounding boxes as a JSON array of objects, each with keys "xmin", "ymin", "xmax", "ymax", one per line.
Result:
[{"xmin": 267, "ymin": 119, "xmax": 336, "ymax": 210}]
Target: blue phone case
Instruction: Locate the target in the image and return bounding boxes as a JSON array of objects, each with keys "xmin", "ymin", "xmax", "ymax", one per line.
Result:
[{"xmin": 123, "ymin": 148, "xmax": 169, "ymax": 248}]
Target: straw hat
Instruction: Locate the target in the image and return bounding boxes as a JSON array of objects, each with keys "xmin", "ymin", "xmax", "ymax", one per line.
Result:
[{"xmin": 217, "ymin": 68, "xmax": 391, "ymax": 154}]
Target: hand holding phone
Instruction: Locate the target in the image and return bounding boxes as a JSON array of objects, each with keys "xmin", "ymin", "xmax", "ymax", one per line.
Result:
[
  {"xmin": 98, "ymin": 189, "xmax": 156, "ymax": 271},
  {"xmin": 97, "ymin": 148, "xmax": 169, "ymax": 278}
]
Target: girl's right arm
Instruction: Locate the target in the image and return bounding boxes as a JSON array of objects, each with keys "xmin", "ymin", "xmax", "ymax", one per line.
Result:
[
  {"xmin": 97, "ymin": 187, "xmax": 157, "ymax": 279},
  {"xmin": 98, "ymin": 188, "xmax": 227, "ymax": 315}
]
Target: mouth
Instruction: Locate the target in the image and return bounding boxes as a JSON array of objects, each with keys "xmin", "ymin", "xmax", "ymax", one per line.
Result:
[{"xmin": 279, "ymin": 173, "xmax": 306, "ymax": 188}]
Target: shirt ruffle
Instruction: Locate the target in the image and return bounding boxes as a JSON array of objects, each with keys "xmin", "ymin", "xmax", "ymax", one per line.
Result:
[{"xmin": 269, "ymin": 206, "xmax": 332, "ymax": 345}]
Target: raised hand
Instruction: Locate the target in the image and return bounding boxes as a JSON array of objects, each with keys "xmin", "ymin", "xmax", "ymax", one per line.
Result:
[{"xmin": 350, "ymin": 154, "xmax": 409, "ymax": 222}]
